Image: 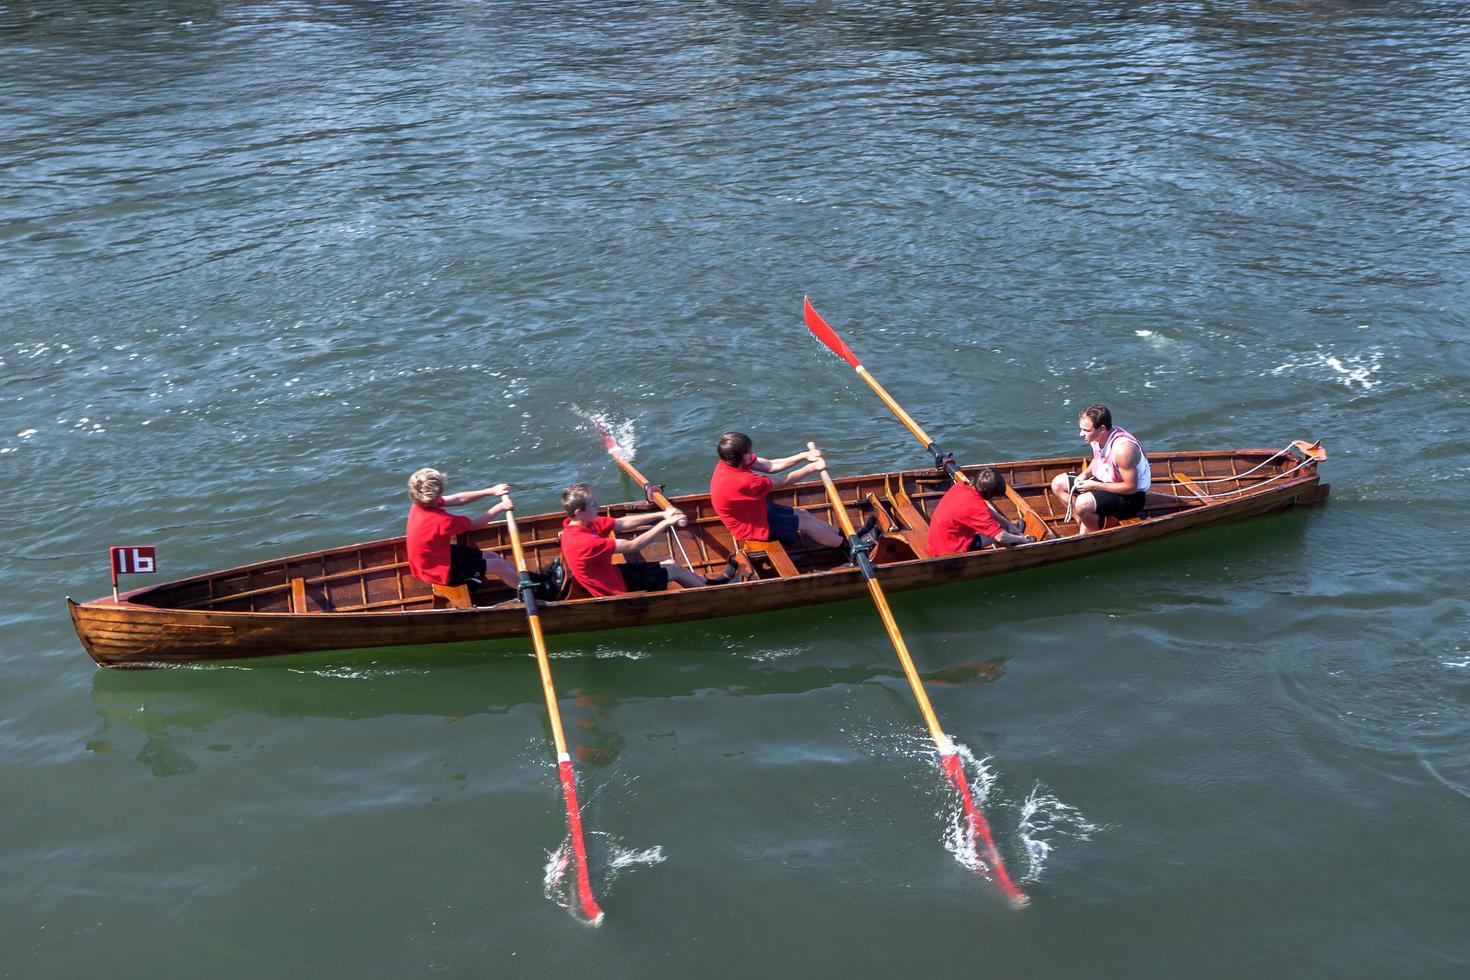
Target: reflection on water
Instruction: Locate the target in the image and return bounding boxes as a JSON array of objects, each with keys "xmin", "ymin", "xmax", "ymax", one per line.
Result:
[{"xmin": 87, "ymin": 647, "xmax": 1011, "ymax": 776}]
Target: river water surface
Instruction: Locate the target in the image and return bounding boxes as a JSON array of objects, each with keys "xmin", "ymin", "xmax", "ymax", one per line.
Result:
[{"xmin": 3, "ymin": 1, "xmax": 1468, "ymax": 976}]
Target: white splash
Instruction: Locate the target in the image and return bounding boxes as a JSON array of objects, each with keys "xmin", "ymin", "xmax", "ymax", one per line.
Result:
[
  {"xmin": 1017, "ymin": 784, "xmax": 1104, "ymax": 883},
  {"xmin": 1442, "ymin": 657, "xmax": 1470, "ymax": 670},
  {"xmin": 600, "ymin": 835, "xmax": 667, "ymax": 871},
  {"xmin": 541, "ymin": 831, "xmax": 665, "ymax": 917},
  {"xmin": 572, "ymin": 406, "xmax": 637, "ymax": 461},
  {"xmin": 542, "ymin": 839, "xmax": 576, "ymax": 913},
  {"xmin": 1135, "ymin": 330, "xmax": 1155, "ymax": 337},
  {"xmin": 938, "ymin": 742, "xmax": 1001, "ymax": 874}
]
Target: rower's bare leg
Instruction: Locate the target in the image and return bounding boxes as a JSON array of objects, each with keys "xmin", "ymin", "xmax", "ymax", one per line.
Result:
[
  {"xmin": 1071, "ymin": 493, "xmax": 1102, "ymax": 535},
  {"xmin": 484, "ymin": 554, "xmax": 519, "ymax": 588},
  {"xmin": 662, "ymin": 562, "xmax": 707, "ymax": 588},
  {"xmin": 797, "ymin": 508, "xmax": 843, "ymax": 548}
]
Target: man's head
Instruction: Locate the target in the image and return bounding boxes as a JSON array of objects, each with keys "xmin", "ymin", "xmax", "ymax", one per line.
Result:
[
  {"xmin": 717, "ymin": 431, "xmax": 755, "ymax": 467},
  {"xmin": 973, "ymin": 466, "xmax": 1006, "ymax": 500},
  {"xmin": 562, "ymin": 483, "xmax": 599, "ymax": 520},
  {"xmin": 1078, "ymin": 404, "xmax": 1112, "ymax": 447},
  {"xmin": 408, "ymin": 468, "xmax": 445, "ymax": 506}
]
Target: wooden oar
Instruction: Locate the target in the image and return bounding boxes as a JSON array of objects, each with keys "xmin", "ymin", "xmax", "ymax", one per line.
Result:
[
  {"xmin": 594, "ymin": 418, "xmax": 723, "ymax": 568},
  {"xmin": 803, "ymin": 297, "xmax": 1053, "ymax": 541},
  {"xmin": 808, "ymin": 443, "xmax": 1027, "ymax": 907},
  {"xmin": 501, "ymin": 499, "xmax": 605, "ymax": 925}
]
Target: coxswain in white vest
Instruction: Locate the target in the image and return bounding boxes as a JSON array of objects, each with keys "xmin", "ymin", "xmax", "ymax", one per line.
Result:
[{"xmin": 1049, "ymin": 404, "xmax": 1151, "ymax": 535}]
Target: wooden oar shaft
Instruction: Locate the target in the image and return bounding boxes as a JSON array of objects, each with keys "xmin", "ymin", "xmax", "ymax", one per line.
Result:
[
  {"xmin": 504, "ymin": 510, "xmax": 570, "ymax": 756},
  {"xmin": 807, "ymin": 301, "xmax": 1053, "ymax": 540},
  {"xmin": 812, "ymin": 457, "xmax": 953, "ymax": 751},
  {"xmin": 856, "ymin": 366, "xmax": 938, "ymax": 456},
  {"xmin": 863, "ymin": 577, "xmax": 952, "ymax": 751},
  {"xmin": 608, "ymin": 453, "xmax": 674, "ymax": 511}
]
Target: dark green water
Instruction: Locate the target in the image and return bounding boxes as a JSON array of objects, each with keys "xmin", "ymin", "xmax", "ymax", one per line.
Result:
[{"xmin": 4, "ymin": 1, "xmax": 1468, "ymax": 975}]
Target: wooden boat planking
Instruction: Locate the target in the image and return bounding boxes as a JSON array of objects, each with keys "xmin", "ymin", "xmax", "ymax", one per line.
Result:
[{"xmin": 69, "ymin": 447, "xmax": 1328, "ymax": 667}]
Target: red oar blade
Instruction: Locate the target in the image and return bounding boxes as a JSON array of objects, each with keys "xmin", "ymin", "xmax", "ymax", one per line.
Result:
[
  {"xmin": 592, "ymin": 416, "xmax": 618, "ymax": 454},
  {"xmin": 803, "ymin": 296, "xmax": 862, "ymax": 370},
  {"xmin": 558, "ymin": 758, "xmax": 605, "ymax": 925},
  {"xmin": 939, "ymin": 752, "xmax": 1028, "ymax": 907}
]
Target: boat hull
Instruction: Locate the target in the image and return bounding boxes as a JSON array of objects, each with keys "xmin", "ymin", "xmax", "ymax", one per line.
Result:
[{"xmin": 70, "ymin": 449, "xmax": 1328, "ymax": 667}]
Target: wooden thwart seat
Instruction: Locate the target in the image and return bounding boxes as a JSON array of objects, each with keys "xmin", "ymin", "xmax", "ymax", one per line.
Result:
[
  {"xmin": 430, "ymin": 583, "xmax": 475, "ymax": 609},
  {"xmin": 886, "ymin": 478, "xmax": 932, "ymax": 537},
  {"xmin": 1174, "ymin": 473, "xmax": 1216, "ymax": 503},
  {"xmin": 739, "ymin": 538, "xmax": 799, "ymax": 578},
  {"xmin": 865, "ymin": 492, "xmax": 931, "ymax": 560}
]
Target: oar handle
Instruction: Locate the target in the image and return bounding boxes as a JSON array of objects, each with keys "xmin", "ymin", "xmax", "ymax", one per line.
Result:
[{"xmin": 806, "ymin": 442, "xmax": 858, "ymax": 538}]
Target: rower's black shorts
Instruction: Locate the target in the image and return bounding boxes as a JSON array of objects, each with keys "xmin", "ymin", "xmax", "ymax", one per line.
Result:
[
  {"xmin": 618, "ymin": 560, "xmax": 670, "ymax": 592},
  {"xmin": 764, "ymin": 502, "xmax": 803, "ymax": 548},
  {"xmin": 1089, "ymin": 489, "xmax": 1146, "ymax": 520},
  {"xmin": 447, "ymin": 543, "xmax": 485, "ymax": 586}
]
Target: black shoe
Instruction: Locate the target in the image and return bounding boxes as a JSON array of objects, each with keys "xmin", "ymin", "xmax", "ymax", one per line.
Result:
[
  {"xmin": 703, "ymin": 557, "xmax": 743, "ymax": 586},
  {"xmin": 855, "ymin": 514, "xmax": 879, "ymax": 539}
]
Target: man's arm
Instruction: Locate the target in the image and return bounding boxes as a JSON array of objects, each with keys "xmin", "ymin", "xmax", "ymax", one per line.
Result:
[
  {"xmin": 611, "ymin": 507, "xmax": 685, "ymax": 533},
  {"xmin": 442, "ymin": 483, "xmax": 511, "ymax": 507},
  {"xmin": 751, "ymin": 448, "xmax": 821, "ymax": 474},
  {"xmin": 613, "ymin": 513, "xmax": 682, "ymax": 554},
  {"xmin": 467, "ymin": 495, "xmax": 514, "ymax": 529},
  {"xmin": 768, "ymin": 454, "xmax": 827, "ymax": 488},
  {"xmin": 1076, "ymin": 443, "xmax": 1139, "ymax": 495}
]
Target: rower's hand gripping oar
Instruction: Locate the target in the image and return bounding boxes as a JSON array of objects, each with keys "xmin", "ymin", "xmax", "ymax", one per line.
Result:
[
  {"xmin": 807, "ymin": 444, "xmax": 1028, "ymax": 907},
  {"xmin": 803, "ymin": 297, "xmax": 1051, "ymax": 542},
  {"xmin": 502, "ymin": 498, "xmax": 605, "ymax": 925}
]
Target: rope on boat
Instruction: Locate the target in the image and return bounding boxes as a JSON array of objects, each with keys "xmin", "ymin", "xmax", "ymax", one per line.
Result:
[
  {"xmin": 1155, "ymin": 454, "xmax": 1318, "ymax": 501},
  {"xmin": 1180, "ymin": 446, "xmax": 1295, "ymax": 486}
]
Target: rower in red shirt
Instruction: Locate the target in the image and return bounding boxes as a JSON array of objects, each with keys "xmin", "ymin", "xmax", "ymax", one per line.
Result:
[
  {"xmin": 559, "ymin": 484, "xmax": 738, "ymax": 597},
  {"xmin": 927, "ymin": 466, "xmax": 1035, "ymax": 556},
  {"xmin": 405, "ymin": 467, "xmax": 519, "ymax": 588},
  {"xmin": 708, "ymin": 431, "xmax": 843, "ymax": 549}
]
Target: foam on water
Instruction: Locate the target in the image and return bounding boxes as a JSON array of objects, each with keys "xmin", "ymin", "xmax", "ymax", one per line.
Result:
[{"xmin": 1268, "ymin": 346, "xmax": 1384, "ymax": 390}]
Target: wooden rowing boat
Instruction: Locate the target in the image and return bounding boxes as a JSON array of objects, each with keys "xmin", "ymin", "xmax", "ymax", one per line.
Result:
[{"xmin": 69, "ymin": 444, "xmax": 1328, "ymax": 668}]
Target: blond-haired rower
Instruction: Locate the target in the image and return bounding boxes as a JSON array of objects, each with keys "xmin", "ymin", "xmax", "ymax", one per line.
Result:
[{"xmin": 405, "ymin": 467, "xmax": 518, "ymax": 589}]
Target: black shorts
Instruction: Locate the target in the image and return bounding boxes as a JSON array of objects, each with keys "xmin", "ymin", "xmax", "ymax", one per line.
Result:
[
  {"xmin": 764, "ymin": 502, "xmax": 803, "ymax": 548},
  {"xmin": 1090, "ymin": 489, "xmax": 1146, "ymax": 519},
  {"xmin": 617, "ymin": 560, "xmax": 670, "ymax": 593},
  {"xmin": 447, "ymin": 543, "xmax": 485, "ymax": 586}
]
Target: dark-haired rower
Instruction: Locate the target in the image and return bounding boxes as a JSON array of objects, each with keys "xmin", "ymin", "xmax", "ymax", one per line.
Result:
[
  {"xmin": 708, "ymin": 431, "xmax": 843, "ymax": 549},
  {"xmin": 928, "ymin": 466, "xmax": 1034, "ymax": 556}
]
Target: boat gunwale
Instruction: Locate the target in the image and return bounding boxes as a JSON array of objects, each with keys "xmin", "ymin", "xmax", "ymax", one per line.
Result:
[{"xmin": 73, "ymin": 447, "xmax": 1315, "ymax": 621}]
